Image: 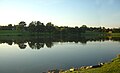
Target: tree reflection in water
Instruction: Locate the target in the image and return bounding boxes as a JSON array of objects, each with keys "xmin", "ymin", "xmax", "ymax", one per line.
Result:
[
  {"xmin": 0, "ymin": 35, "xmax": 120, "ymax": 49},
  {"xmin": 28, "ymin": 42, "xmax": 44, "ymax": 49},
  {"xmin": 18, "ymin": 43, "xmax": 27, "ymax": 49}
]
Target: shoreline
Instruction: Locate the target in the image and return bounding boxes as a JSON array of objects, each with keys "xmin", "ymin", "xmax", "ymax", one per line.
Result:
[{"xmin": 46, "ymin": 54, "xmax": 120, "ymax": 73}]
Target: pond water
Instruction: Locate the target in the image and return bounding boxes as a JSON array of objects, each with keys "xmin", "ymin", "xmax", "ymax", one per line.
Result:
[{"xmin": 0, "ymin": 36, "xmax": 120, "ymax": 73}]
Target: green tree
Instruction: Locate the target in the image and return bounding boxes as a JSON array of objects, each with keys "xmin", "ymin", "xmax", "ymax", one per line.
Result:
[
  {"xmin": 80, "ymin": 25, "xmax": 88, "ymax": 33},
  {"xmin": 17, "ymin": 21, "xmax": 26, "ymax": 31},
  {"xmin": 28, "ymin": 21, "xmax": 36, "ymax": 32},
  {"xmin": 8, "ymin": 24, "xmax": 13, "ymax": 30},
  {"xmin": 46, "ymin": 22, "xmax": 55, "ymax": 33},
  {"xmin": 36, "ymin": 21, "xmax": 45, "ymax": 32}
]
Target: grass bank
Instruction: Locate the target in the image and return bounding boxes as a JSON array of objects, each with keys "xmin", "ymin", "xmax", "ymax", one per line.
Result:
[
  {"xmin": 0, "ymin": 30, "xmax": 52, "ymax": 36},
  {"xmin": 0, "ymin": 30, "xmax": 120, "ymax": 38},
  {"xmin": 0, "ymin": 30, "xmax": 106, "ymax": 36}
]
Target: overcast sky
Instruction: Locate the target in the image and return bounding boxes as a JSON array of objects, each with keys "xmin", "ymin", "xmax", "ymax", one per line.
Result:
[{"xmin": 0, "ymin": 0, "xmax": 120, "ymax": 28}]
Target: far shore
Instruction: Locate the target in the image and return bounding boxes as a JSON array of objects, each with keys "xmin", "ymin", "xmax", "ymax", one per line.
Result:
[{"xmin": 0, "ymin": 30, "xmax": 120, "ymax": 37}]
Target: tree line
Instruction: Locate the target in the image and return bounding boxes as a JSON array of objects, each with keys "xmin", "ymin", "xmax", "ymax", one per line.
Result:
[{"xmin": 0, "ymin": 21, "xmax": 120, "ymax": 34}]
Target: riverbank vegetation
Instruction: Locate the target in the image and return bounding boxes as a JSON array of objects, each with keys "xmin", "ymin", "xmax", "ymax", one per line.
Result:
[{"xmin": 0, "ymin": 21, "xmax": 120, "ymax": 36}]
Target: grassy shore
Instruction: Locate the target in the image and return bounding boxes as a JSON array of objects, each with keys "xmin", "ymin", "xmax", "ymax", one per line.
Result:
[
  {"xmin": 0, "ymin": 30, "xmax": 52, "ymax": 36},
  {"xmin": 61, "ymin": 54, "xmax": 120, "ymax": 73},
  {"xmin": 0, "ymin": 30, "xmax": 107, "ymax": 36},
  {"xmin": 0, "ymin": 30, "xmax": 120, "ymax": 36}
]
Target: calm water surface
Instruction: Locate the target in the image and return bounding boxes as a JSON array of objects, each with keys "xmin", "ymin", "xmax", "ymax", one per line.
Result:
[{"xmin": 0, "ymin": 36, "xmax": 120, "ymax": 73}]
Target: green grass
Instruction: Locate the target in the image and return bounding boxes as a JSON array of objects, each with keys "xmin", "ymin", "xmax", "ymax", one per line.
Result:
[
  {"xmin": 0, "ymin": 30, "xmax": 52, "ymax": 36},
  {"xmin": 0, "ymin": 30, "xmax": 120, "ymax": 38},
  {"xmin": 0, "ymin": 30, "xmax": 27, "ymax": 36}
]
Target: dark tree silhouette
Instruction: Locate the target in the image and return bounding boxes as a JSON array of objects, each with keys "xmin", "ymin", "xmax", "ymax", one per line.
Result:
[
  {"xmin": 17, "ymin": 21, "xmax": 27, "ymax": 31},
  {"xmin": 28, "ymin": 21, "xmax": 36, "ymax": 32}
]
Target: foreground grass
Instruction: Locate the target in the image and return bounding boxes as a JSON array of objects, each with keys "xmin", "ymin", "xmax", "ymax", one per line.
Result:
[{"xmin": 64, "ymin": 55, "xmax": 120, "ymax": 73}]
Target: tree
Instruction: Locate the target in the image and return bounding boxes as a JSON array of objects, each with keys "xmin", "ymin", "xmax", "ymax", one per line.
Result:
[
  {"xmin": 46, "ymin": 22, "xmax": 55, "ymax": 33},
  {"xmin": 28, "ymin": 21, "xmax": 36, "ymax": 32},
  {"xmin": 7, "ymin": 24, "xmax": 13, "ymax": 30},
  {"xmin": 80, "ymin": 25, "xmax": 88, "ymax": 33},
  {"xmin": 46, "ymin": 22, "xmax": 54, "ymax": 27},
  {"xmin": 19, "ymin": 21, "xmax": 26, "ymax": 27},
  {"xmin": 36, "ymin": 21, "xmax": 45, "ymax": 32},
  {"xmin": 17, "ymin": 21, "xmax": 27, "ymax": 31}
]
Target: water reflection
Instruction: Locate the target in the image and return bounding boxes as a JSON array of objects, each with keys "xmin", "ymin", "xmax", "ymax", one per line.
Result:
[{"xmin": 0, "ymin": 35, "xmax": 120, "ymax": 49}]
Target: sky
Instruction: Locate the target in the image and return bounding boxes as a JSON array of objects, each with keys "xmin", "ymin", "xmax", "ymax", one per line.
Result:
[{"xmin": 0, "ymin": 0, "xmax": 120, "ymax": 28}]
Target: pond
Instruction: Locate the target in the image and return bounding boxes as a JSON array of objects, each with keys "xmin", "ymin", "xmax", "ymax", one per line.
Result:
[{"xmin": 0, "ymin": 36, "xmax": 120, "ymax": 73}]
